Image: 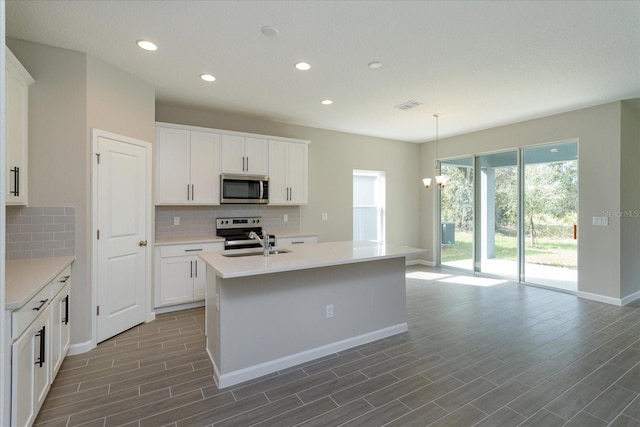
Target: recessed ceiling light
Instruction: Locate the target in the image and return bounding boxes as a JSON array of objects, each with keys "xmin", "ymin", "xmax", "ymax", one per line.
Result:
[
  {"xmin": 261, "ymin": 25, "xmax": 279, "ymax": 37},
  {"xmin": 200, "ymin": 74, "xmax": 216, "ymax": 82},
  {"xmin": 321, "ymin": 99, "xmax": 333, "ymax": 105},
  {"xmin": 368, "ymin": 61, "xmax": 382, "ymax": 69},
  {"xmin": 295, "ymin": 61, "xmax": 311, "ymax": 71},
  {"xmin": 136, "ymin": 40, "xmax": 158, "ymax": 51}
]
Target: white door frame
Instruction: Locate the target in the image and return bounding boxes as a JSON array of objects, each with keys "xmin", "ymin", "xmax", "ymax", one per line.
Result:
[{"xmin": 91, "ymin": 128, "xmax": 154, "ymax": 349}]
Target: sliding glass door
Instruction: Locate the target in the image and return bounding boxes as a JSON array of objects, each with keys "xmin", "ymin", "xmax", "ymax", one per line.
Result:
[
  {"xmin": 522, "ymin": 142, "xmax": 578, "ymax": 291},
  {"xmin": 438, "ymin": 142, "xmax": 578, "ymax": 292},
  {"xmin": 475, "ymin": 151, "xmax": 518, "ymax": 280},
  {"xmin": 440, "ymin": 157, "xmax": 474, "ymax": 270}
]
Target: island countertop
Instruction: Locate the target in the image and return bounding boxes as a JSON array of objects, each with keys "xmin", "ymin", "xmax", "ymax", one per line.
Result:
[{"xmin": 199, "ymin": 240, "xmax": 427, "ymax": 279}]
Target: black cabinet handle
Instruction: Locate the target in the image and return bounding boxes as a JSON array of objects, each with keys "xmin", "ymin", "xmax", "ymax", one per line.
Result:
[
  {"xmin": 190, "ymin": 260, "xmax": 193, "ymax": 278},
  {"xmin": 60, "ymin": 275, "xmax": 70, "ymax": 283},
  {"xmin": 195, "ymin": 260, "xmax": 198, "ymax": 278},
  {"xmin": 63, "ymin": 294, "xmax": 69, "ymax": 325},
  {"xmin": 184, "ymin": 249, "xmax": 203, "ymax": 252},
  {"xmin": 35, "ymin": 326, "xmax": 46, "ymax": 367},
  {"xmin": 10, "ymin": 167, "xmax": 19, "ymax": 196},
  {"xmin": 33, "ymin": 299, "xmax": 48, "ymax": 311}
]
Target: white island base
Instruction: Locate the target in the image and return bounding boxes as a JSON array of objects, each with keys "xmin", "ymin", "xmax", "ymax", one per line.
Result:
[{"xmin": 202, "ymin": 242, "xmax": 424, "ymax": 389}]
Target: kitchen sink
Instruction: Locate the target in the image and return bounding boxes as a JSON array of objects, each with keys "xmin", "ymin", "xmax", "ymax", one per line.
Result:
[{"xmin": 222, "ymin": 248, "xmax": 292, "ymax": 257}]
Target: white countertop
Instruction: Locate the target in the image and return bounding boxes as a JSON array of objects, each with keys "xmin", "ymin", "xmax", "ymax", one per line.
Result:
[
  {"xmin": 199, "ymin": 240, "xmax": 427, "ymax": 279},
  {"xmin": 5, "ymin": 256, "xmax": 75, "ymax": 310}
]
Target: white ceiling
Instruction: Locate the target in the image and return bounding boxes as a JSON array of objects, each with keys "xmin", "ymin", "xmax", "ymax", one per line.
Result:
[{"xmin": 6, "ymin": 1, "xmax": 640, "ymax": 143}]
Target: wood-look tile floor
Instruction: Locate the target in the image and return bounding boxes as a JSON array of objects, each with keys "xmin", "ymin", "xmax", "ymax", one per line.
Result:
[{"xmin": 35, "ymin": 266, "xmax": 640, "ymax": 427}]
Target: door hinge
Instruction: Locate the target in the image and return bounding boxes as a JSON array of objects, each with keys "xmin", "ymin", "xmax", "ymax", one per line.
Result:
[
  {"xmin": 96, "ymin": 305, "xmax": 100, "ymax": 316},
  {"xmin": 96, "ymin": 153, "xmax": 101, "ymax": 164},
  {"xmin": 97, "ymin": 229, "xmax": 100, "ymax": 239}
]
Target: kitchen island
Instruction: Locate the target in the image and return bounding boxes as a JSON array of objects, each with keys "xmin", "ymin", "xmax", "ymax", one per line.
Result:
[{"xmin": 199, "ymin": 240, "xmax": 426, "ymax": 388}]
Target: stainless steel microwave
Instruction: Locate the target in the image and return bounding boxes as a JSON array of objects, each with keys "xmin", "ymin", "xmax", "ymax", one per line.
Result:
[{"xmin": 220, "ymin": 174, "xmax": 269, "ymax": 204}]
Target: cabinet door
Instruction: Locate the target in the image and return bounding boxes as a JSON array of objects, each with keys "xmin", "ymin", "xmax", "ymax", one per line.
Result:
[
  {"xmin": 12, "ymin": 325, "xmax": 36, "ymax": 427},
  {"xmin": 155, "ymin": 128, "xmax": 191, "ymax": 204},
  {"xmin": 193, "ymin": 259, "xmax": 206, "ymax": 300},
  {"xmin": 190, "ymin": 132, "xmax": 220, "ymax": 204},
  {"xmin": 220, "ymin": 135, "xmax": 246, "ymax": 174},
  {"xmin": 12, "ymin": 307, "xmax": 51, "ymax": 427},
  {"xmin": 50, "ymin": 286, "xmax": 70, "ymax": 377},
  {"xmin": 34, "ymin": 310, "xmax": 51, "ymax": 412},
  {"xmin": 268, "ymin": 140, "xmax": 289, "ymax": 204},
  {"xmin": 287, "ymin": 142, "xmax": 308, "ymax": 204},
  {"xmin": 158, "ymin": 256, "xmax": 194, "ymax": 305},
  {"xmin": 244, "ymin": 137, "xmax": 269, "ymax": 175},
  {"xmin": 5, "ymin": 50, "xmax": 32, "ymax": 206}
]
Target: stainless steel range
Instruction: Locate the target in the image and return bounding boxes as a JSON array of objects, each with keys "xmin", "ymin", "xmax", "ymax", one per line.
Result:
[{"xmin": 216, "ymin": 217, "xmax": 275, "ymax": 250}]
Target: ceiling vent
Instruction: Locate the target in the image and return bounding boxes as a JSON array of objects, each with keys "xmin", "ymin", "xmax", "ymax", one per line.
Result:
[{"xmin": 394, "ymin": 100, "xmax": 422, "ymax": 111}]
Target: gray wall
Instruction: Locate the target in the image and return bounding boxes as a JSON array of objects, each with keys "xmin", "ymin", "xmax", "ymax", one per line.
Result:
[
  {"xmin": 6, "ymin": 38, "xmax": 155, "ymax": 346},
  {"xmin": 156, "ymin": 104, "xmax": 422, "ymax": 247},
  {"xmin": 620, "ymin": 101, "xmax": 640, "ymax": 299},
  {"xmin": 420, "ymin": 101, "xmax": 640, "ymax": 303}
]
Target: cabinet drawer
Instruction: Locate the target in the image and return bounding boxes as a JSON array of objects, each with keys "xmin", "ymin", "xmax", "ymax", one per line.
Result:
[
  {"xmin": 12, "ymin": 284, "xmax": 52, "ymax": 340},
  {"xmin": 51, "ymin": 265, "xmax": 72, "ymax": 296},
  {"xmin": 277, "ymin": 236, "xmax": 317, "ymax": 246},
  {"xmin": 159, "ymin": 242, "xmax": 223, "ymax": 258}
]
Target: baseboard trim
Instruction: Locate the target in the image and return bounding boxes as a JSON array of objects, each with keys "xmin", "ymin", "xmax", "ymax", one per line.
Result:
[
  {"xmin": 621, "ymin": 290, "xmax": 640, "ymax": 306},
  {"xmin": 577, "ymin": 291, "xmax": 623, "ymax": 306},
  {"xmin": 154, "ymin": 300, "xmax": 205, "ymax": 315},
  {"xmin": 213, "ymin": 323, "xmax": 408, "ymax": 389},
  {"xmin": 67, "ymin": 340, "xmax": 95, "ymax": 356},
  {"xmin": 412, "ymin": 259, "xmax": 436, "ymax": 267}
]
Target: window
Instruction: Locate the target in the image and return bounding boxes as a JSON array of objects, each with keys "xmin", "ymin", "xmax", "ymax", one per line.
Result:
[{"xmin": 353, "ymin": 170, "xmax": 385, "ymax": 242}]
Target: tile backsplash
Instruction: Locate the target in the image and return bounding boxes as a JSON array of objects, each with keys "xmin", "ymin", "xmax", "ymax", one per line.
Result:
[
  {"xmin": 155, "ymin": 205, "xmax": 301, "ymax": 240},
  {"xmin": 6, "ymin": 206, "xmax": 76, "ymax": 260}
]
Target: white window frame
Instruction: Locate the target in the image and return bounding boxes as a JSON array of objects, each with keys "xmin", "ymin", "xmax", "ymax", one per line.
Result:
[{"xmin": 353, "ymin": 169, "xmax": 386, "ymax": 243}]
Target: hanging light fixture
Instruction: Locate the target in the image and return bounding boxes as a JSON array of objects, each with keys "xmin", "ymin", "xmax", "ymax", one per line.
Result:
[{"xmin": 423, "ymin": 114, "xmax": 449, "ymax": 190}]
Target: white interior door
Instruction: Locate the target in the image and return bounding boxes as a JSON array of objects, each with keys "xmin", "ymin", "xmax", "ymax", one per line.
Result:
[{"xmin": 94, "ymin": 131, "xmax": 151, "ymax": 343}]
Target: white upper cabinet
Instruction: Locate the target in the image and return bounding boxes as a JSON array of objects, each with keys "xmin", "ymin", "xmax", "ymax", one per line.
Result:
[
  {"xmin": 220, "ymin": 135, "xmax": 268, "ymax": 175},
  {"xmin": 155, "ymin": 127, "xmax": 220, "ymax": 205},
  {"xmin": 5, "ymin": 46, "xmax": 34, "ymax": 206},
  {"xmin": 269, "ymin": 140, "xmax": 309, "ymax": 205},
  {"xmin": 154, "ymin": 123, "xmax": 309, "ymax": 206}
]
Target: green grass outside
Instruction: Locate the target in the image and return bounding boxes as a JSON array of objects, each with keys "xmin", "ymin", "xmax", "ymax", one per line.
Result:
[{"xmin": 441, "ymin": 231, "xmax": 577, "ymax": 269}]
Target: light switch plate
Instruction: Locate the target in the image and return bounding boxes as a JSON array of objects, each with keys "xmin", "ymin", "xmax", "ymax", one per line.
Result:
[{"xmin": 322, "ymin": 213, "xmax": 328, "ymax": 221}]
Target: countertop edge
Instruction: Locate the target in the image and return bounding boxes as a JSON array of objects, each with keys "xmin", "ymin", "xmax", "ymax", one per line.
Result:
[
  {"xmin": 5, "ymin": 256, "xmax": 76, "ymax": 310},
  {"xmin": 199, "ymin": 242, "xmax": 427, "ymax": 279}
]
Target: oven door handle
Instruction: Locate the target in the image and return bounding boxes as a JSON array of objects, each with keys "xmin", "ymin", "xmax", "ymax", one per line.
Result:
[{"xmin": 225, "ymin": 240, "xmax": 255, "ymax": 248}]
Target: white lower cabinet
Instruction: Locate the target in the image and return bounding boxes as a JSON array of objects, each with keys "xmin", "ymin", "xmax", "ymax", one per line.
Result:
[
  {"xmin": 8, "ymin": 263, "xmax": 72, "ymax": 427},
  {"xmin": 276, "ymin": 236, "xmax": 318, "ymax": 246},
  {"xmin": 50, "ymin": 283, "xmax": 71, "ymax": 377},
  {"xmin": 155, "ymin": 242, "xmax": 224, "ymax": 307},
  {"xmin": 12, "ymin": 305, "xmax": 50, "ymax": 427}
]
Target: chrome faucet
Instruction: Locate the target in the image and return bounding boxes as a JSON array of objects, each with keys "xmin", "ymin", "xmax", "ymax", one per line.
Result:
[{"xmin": 249, "ymin": 230, "xmax": 271, "ymax": 257}]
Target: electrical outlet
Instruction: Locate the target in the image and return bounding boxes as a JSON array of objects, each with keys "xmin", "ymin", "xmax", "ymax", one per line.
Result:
[
  {"xmin": 592, "ymin": 216, "xmax": 608, "ymax": 226},
  {"xmin": 326, "ymin": 304, "xmax": 333, "ymax": 319},
  {"xmin": 322, "ymin": 213, "xmax": 328, "ymax": 221},
  {"xmin": 174, "ymin": 217, "xmax": 180, "ymax": 226},
  {"xmin": 283, "ymin": 214, "xmax": 288, "ymax": 222}
]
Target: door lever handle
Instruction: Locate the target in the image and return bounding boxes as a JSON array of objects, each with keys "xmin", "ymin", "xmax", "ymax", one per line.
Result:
[{"xmin": 139, "ymin": 240, "xmax": 148, "ymax": 247}]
